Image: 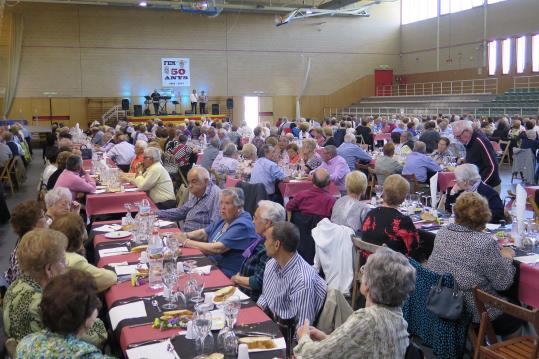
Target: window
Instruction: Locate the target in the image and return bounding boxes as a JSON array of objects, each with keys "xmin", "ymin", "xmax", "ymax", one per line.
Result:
[
  {"xmin": 516, "ymin": 36, "xmax": 526, "ymax": 74},
  {"xmin": 487, "ymin": 0, "xmax": 506, "ymax": 3},
  {"xmin": 402, "ymin": 0, "xmax": 437, "ymax": 25},
  {"xmin": 488, "ymin": 40, "xmax": 497, "ymax": 75},
  {"xmin": 533, "ymin": 35, "xmax": 539, "ymax": 72},
  {"xmin": 440, "ymin": 0, "xmax": 484, "ymax": 15},
  {"xmin": 502, "ymin": 38, "xmax": 511, "ymax": 74},
  {"xmin": 244, "ymin": 96, "xmax": 259, "ymax": 130}
]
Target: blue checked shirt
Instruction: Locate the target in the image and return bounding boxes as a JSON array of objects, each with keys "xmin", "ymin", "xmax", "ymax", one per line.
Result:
[
  {"xmin": 156, "ymin": 181, "xmax": 221, "ymax": 232},
  {"xmin": 257, "ymin": 252, "xmax": 327, "ymax": 325}
]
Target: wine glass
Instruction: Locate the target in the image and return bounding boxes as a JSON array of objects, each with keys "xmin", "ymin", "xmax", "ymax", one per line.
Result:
[
  {"xmin": 189, "ymin": 274, "xmax": 205, "ymax": 306},
  {"xmin": 184, "ymin": 259, "xmax": 198, "ymax": 281},
  {"xmin": 162, "ymin": 262, "xmax": 178, "ymax": 310},
  {"xmin": 193, "ymin": 310, "xmax": 213, "ymax": 358},
  {"xmin": 165, "ymin": 236, "xmax": 180, "ymax": 266},
  {"xmin": 374, "ymin": 185, "xmax": 383, "ymax": 203}
]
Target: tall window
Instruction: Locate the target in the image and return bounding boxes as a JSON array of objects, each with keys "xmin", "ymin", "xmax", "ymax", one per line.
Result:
[
  {"xmin": 488, "ymin": 40, "xmax": 498, "ymax": 75},
  {"xmin": 516, "ymin": 36, "xmax": 526, "ymax": 74},
  {"xmin": 402, "ymin": 0, "xmax": 437, "ymax": 25},
  {"xmin": 533, "ymin": 35, "xmax": 539, "ymax": 72},
  {"xmin": 244, "ymin": 96, "xmax": 259, "ymax": 129},
  {"xmin": 441, "ymin": 0, "xmax": 484, "ymax": 15},
  {"xmin": 502, "ymin": 38, "xmax": 511, "ymax": 74}
]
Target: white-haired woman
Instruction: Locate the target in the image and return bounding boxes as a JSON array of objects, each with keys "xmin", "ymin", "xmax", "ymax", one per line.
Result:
[
  {"xmin": 237, "ymin": 143, "xmax": 257, "ymax": 181},
  {"xmin": 445, "ymin": 163, "xmax": 505, "ymax": 223},
  {"xmin": 44, "ymin": 187, "xmax": 81, "ymax": 225},
  {"xmin": 129, "ymin": 140, "xmax": 148, "ymax": 174},
  {"xmin": 294, "ymin": 247, "xmax": 416, "ymax": 358},
  {"xmin": 330, "ymin": 171, "xmax": 370, "ymax": 233},
  {"xmin": 231, "ymin": 200, "xmax": 285, "ymax": 301},
  {"xmin": 211, "ymin": 143, "xmax": 239, "ymax": 187},
  {"xmin": 174, "ymin": 188, "xmax": 258, "ymax": 277},
  {"xmin": 121, "ymin": 147, "xmax": 176, "ymax": 209},
  {"xmin": 301, "ymin": 138, "xmax": 322, "ymax": 172}
]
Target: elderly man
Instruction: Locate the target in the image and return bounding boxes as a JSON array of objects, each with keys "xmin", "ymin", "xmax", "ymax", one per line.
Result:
[
  {"xmin": 231, "ymin": 200, "xmax": 285, "ymax": 301},
  {"xmin": 90, "ymin": 127, "xmax": 104, "ymax": 146},
  {"xmin": 445, "ymin": 163, "xmax": 504, "ymax": 223},
  {"xmin": 419, "ymin": 121, "xmax": 441, "ymax": 154},
  {"xmin": 200, "ymin": 137, "xmax": 221, "ymax": 170},
  {"xmin": 285, "ymin": 168, "xmax": 336, "ymax": 218},
  {"xmin": 122, "ymin": 147, "xmax": 176, "ymax": 209},
  {"xmin": 174, "ymin": 188, "xmax": 257, "ymax": 277},
  {"xmin": 452, "ymin": 119, "xmax": 501, "ymax": 191},
  {"xmin": 156, "ymin": 167, "xmax": 221, "ymax": 231},
  {"xmin": 402, "ymin": 141, "xmax": 441, "ymax": 183},
  {"xmin": 337, "ymin": 133, "xmax": 372, "ymax": 171},
  {"xmin": 257, "ymin": 221, "xmax": 327, "ymax": 339},
  {"xmin": 314, "ymin": 145, "xmax": 350, "ymax": 192},
  {"xmin": 107, "ymin": 134, "xmax": 135, "ymax": 172},
  {"xmin": 373, "ymin": 143, "xmax": 403, "ymax": 184},
  {"xmin": 250, "ymin": 144, "xmax": 285, "ymax": 200}
]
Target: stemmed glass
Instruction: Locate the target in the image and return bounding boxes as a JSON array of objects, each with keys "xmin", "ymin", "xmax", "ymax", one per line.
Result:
[
  {"xmin": 165, "ymin": 236, "xmax": 180, "ymax": 267},
  {"xmin": 193, "ymin": 309, "xmax": 213, "ymax": 358},
  {"xmin": 184, "ymin": 259, "xmax": 198, "ymax": 281},
  {"xmin": 374, "ymin": 185, "xmax": 383, "ymax": 203},
  {"xmin": 162, "ymin": 262, "xmax": 178, "ymax": 310},
  {"xmin": 217, "ymin": 295, "xmax": 241, "ymax": 355},
  {"xmin": 189, "ymin": 273, "xmax": 205, "ymax": 306}
]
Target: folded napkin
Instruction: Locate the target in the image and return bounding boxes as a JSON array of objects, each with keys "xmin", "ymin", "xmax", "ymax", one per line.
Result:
[
  {"xmin": 108, "ymin": 261, "xmax": 129, "ymax": 267},
  {"xmin": 191, "ymin": 265, "xmax": 211, "ymax": 275},
  {"xmin": 94, "ymin": 224, "xmax": 122, "ymax": 233}
]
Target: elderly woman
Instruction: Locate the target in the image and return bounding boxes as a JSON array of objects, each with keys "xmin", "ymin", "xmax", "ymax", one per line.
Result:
[
  {"xmin": 251, "ymin": 127, "xmax": 265, "ymax": 153},
  {"xmin": 428, "ymin": 192, "xmax": 520, "ymax": 336},
  {"xmin": 54, "ymin": 155, "xmax": 96, "ymax": 200},
  {"xmin": 237, "ymin": 143, "xmax": 257, "ymax": 181},
  {"xmin": 361, "ymin": 174, "xmax": 419, "ymax": 257},
  {"xmin": 44, "ymin": 187, "xmax": 81, "ymax": 225},
  {"xmin": 211, "ymin": 143, "xmax": 240, "ymax": 187},
  {"xmin": 301, "ymin": 138, "xmax": 322, "ymax": 172},
  {"xmin": 431, "ymin": 137, "xmax": 454, "ymax": 163},
  {"xmin": 164, "ymin": 134, "xmax": 194, "ymax": 186},
  {"xmin": 122, "ymin": 147, "xmax": 176, "ymax": 209},
  {"xmin": 129, "ymin": 140, "xmax": 147, "ymax": 174},
  {"xmin": 445, "ymin": 163, "xmax": 504, "ymax": 223},
  {"xmin": 46, "ymin": 151, "xmax": 72, "ymax": 190},
  {"xmin": 311, "ymin": 127, "xmax": 326, "ymax": 147},
  {"xmin": 50, "ymin": 213, "xmax": 117, "ymax": 292},
  {"xmin": 2, "ymin": 229, "xmax": 107, "ymax": 348},
  {"xmin": 4, "ymin": 201, "xmax": 48, "ymax": 285},
  {"xmin": 174, "ymin": 187, "xmax": 257, "ymax": 277},
  {"xmin": 16, "ymin": 270, "xmax": 114, "ymax": 358},
  {"xmin": 331, "ymin": 171, "xmax": 370, "ymax": 233},
  {"xmin": 231, "ymin": 200, "xmax": 285, "ymax": 301},
  {"xmin": 286, "ymin": 143, "xmax": 300, "ymax": 165},
  {"xmin": 295, "ymin": 247, "xmax": 415, "ymax": 358}
]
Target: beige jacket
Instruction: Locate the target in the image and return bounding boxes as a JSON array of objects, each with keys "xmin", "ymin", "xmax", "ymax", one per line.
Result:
[{"xmin": 66, "ymin": 252, "xmax": 117, "ymax": 292}]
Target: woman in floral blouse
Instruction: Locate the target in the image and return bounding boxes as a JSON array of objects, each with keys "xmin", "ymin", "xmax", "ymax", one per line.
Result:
[
  {"xmin": 361, "ymin": 174, "xmax": 419, "ymax": 258},
  {"xmin": 16, "ymin": 269, "xmax": 114, "ymax": 358},
  {"xmin": 237, "ymin": 143, "xmax": 257, "ymax": 182}
]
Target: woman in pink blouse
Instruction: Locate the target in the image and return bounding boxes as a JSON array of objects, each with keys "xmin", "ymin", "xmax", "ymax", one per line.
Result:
[{"xmin": 54, "ymin": 155, "xmax": 96, "ymax": 200}]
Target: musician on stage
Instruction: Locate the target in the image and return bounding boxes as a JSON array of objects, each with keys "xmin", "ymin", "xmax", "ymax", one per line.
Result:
[
  {"xmin": 150, "ymin": 89, "xmax": 161, "ymax": 115},
  {"xmin": 190, "ymin": 89, "xmax": 198, "ymax": 114}
]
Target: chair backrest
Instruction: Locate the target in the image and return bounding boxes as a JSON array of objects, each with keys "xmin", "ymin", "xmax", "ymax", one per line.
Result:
[
  {"xmin": 351, "ymin": 235, "xmax": 384, "ymax": 254},
  {"xmin": 473, "ymin": 287, "xmax": 539, "ymax": 345},
  {"xmin": 402, "ymin": 173, "xmax": 418, "ymax": 193},
  {"xmin": 290, "ymin": 211, "xmax": 323, "ymax": 264},
  {"xmin": 490, "ymin": 141, "xmax": 502, "ymax": 153},
  {"xmin": 175, "ymin": 183, "xmax": 189, "ymax": 207}
]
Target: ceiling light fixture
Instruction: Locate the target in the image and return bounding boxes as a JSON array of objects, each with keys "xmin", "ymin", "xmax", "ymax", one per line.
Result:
[{"xmin": 138, "ymin": 1, "xmax": 147, "ymax": 6}]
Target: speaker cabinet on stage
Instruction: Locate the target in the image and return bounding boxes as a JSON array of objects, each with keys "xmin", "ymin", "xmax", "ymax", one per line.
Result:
[
  {"xmin": 121, "ymin": 99, "xmax": 130, "ymax": 111},
  {"xmin": 211, "ymin": 104, "xmax": 220, "ymax": 115},
  {"xmin": 133, "ymin": 105, "xmax": 143, "ymax": 117},
  {"xmin": 226, "ymin": 98, "xmax": 233, "ymax": 109}
]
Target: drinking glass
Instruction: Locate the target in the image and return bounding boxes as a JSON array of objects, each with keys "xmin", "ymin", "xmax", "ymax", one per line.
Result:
[
  {"xmin": 193, "ymin": 310, "xmax": 213, "ymax": 357},
  {"xmin": 189, "ymin": 274, "xmax": 205, "ymax": 306},
  {"xmin": 374, "ymin": 185, "xmax": 383, "ymax": 203},
  {"xmin": 165, "ymin": 236, "xmax": 180, "ymax": 266},
  {"xmin": 162, "ymin": 262, "xmax": 178, "ymax": 310}
]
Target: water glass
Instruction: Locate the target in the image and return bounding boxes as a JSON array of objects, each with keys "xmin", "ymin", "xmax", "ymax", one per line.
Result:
[
  {"xmin": 162, "ymin": 262, "xmax": 178, "ymax": 310},
  {"xmin": 193, "ymin": 310, "xmax": 213, "ymax": 357},
  {"xmin": 165, "ymin": 236, "xmax": 180, "ymax": 265}
]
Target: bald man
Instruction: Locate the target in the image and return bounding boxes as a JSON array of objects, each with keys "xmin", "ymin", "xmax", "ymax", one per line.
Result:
[{"xmin": 285, "ymin": 168, "xmax": 336, "ymax": 219}]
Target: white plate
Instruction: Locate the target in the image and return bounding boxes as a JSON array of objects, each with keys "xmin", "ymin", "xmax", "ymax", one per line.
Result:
[
  {"xmin": 104, "ymin": 231, "xmax": 132, "ymax": 239},
  {"xmin": 212, "ymin": 287, "xmax": 250, "ymax": 305},
  {"xmin": 247, "ymin": 337, "xmax": 287, "ymax": 353}
]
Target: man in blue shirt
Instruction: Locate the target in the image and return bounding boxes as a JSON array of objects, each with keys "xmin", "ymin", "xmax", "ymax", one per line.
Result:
[
  {"xmin": 402, "ymin": 141, "xmax": 442, "ymax": 183},
  {"xmin": 250, "ymin": 144, "xmax": 285, "ymax": 196},
  {"xmin": 336, "ymin": 134, "xmax": 372, "ymax": 171},
  {"xmin": 174, "ymin": 187, "xmax": 257, "ymax": 277}
]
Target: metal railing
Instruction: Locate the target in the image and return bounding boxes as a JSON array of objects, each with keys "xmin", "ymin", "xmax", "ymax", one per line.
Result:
[
  {"xmin": 323, "ymin": 106, "xmax": 539, "ymax": 118},
  {"xmin": 513, "ymin": 75, "xmax": 539, "ymax": 91},
  {"xmin": 101, "ymin": 105, "xmax": 126, "ymax": 124},
  {"xmin": 375, "ymin": 78, "xmax": 498, "ymax": 97}
]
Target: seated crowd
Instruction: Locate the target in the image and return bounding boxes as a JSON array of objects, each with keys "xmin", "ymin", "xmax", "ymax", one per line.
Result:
[{"xmin": 1, "ymin": 111, "xmax": 536, "ymax": 358}]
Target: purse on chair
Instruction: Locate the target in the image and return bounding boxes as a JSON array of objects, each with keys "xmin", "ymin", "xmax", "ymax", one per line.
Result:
[
  {"xmin": 80, "ymin": 145, "xmax": 93, "ymax": 160},
  {"xmin": 426, "ymin": 276, "xmax": 464, "ymax": 321}
]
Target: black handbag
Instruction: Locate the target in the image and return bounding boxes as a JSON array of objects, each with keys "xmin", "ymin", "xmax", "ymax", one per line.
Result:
[
  {"xmin": 80, "ymin": 145, "xmax": 93, "ymax": 160},
  {"xmin": 426, "ymin": 276, "xmax": 464, "ymax": 321}
]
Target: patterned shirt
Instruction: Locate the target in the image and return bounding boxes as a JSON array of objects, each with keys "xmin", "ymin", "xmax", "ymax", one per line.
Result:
[
  {"xmin": 305, "ymin": 156, "xmax": 322, "ymax": 172},
  {"xmin": 294, "ymin": 305, "xmax": 409, "ymax": 359},
  {"xmin": 163, "ymin": 143, "xmax": 193, "ymax": 173},
  {"xmin": 257, "ymin": 252, "xmax": 327, "ymax": 325},
  {"xmin": 156, "ymin": 181, "xmax": 221, "ymax": 232},
  {"xmin": 239, "ymin": 236, "xmax": 269, "ymax": 301},
  {"xmin": 4, "ymin": 239, "xmax": 21, "ymax": 285},
  {"xmin": 3, "ymin": 274, "xmax": 108, "ymax": 348},
  {"xmin": 17, "ymin": 330, "xmax": 114, "ymax": 359}
]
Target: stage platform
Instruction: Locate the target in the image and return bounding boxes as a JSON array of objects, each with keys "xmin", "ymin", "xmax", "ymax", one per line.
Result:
[{"xmin": 126, "ymin": 114, "xmax": 227, "ymax": 125}]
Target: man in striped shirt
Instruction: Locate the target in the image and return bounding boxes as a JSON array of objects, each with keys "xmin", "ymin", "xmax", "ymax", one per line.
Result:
[{"xmin": 257, "ymin": 221, "xmax": 327, "ymax": 326}]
